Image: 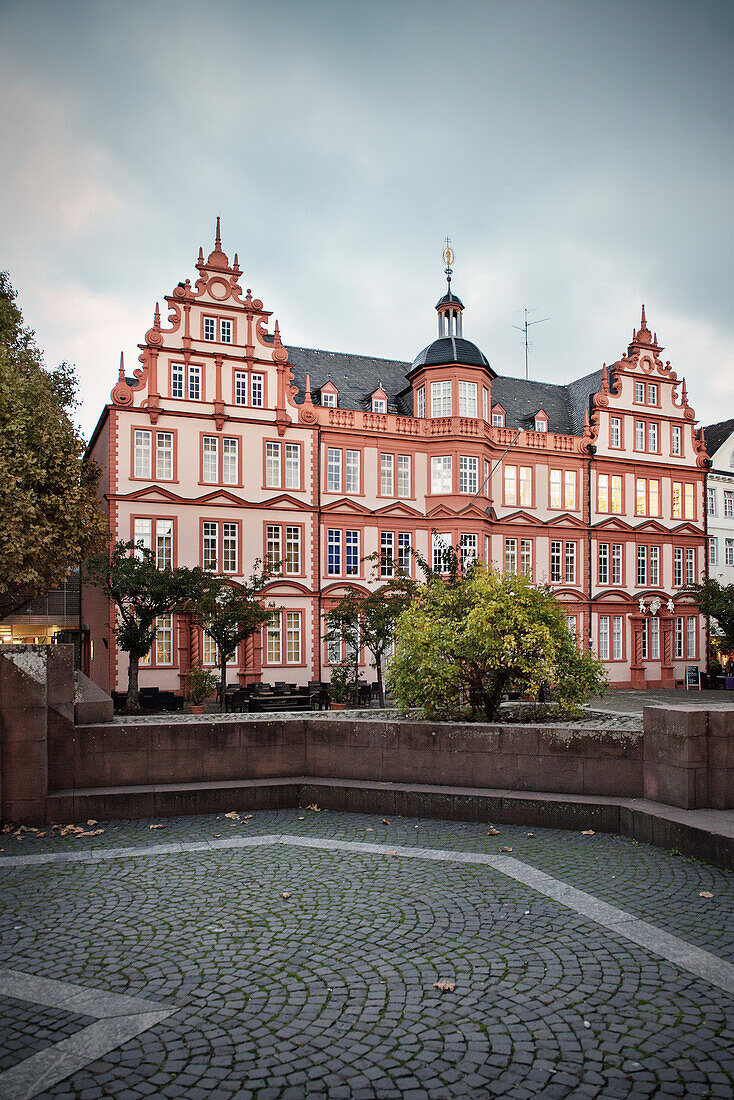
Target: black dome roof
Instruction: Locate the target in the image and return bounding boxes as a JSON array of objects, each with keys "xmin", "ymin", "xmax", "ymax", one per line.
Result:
[
  {"xmin": 435, "ymin": 290, "xmax": 464, "ymax": 310},
  {"xmin": 411, "ymin": 336, "xmax": 491, "ymax": 371}
]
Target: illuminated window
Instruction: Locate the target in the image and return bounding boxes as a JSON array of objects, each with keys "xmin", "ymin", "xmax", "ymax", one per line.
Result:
[
  {"xmin": 519, "ymin": 466, "xmax": 532, "ymax": 507},
  {"xmin": 155, "ymin": 614, "xmax": 174, "ymax": 665},
  {"xmin": 505, "ymin": 464, "xmax": 518, "ymax": 506},
  {"xmin": 286, "ymin": 612, "xmax": 301, "ymax": 664},
  {"xmin": 549, "ymin": 469, "xmax": 562, "ymax": 509}
]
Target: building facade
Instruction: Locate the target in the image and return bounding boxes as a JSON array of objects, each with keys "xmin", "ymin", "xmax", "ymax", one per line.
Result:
[
  {"xmin": 84, "ymin": 225, "xmax": 709, "ymax": 693},
  {"xmin": 705, "ymin": 419, "xmax": 734, "ymax": 587}
]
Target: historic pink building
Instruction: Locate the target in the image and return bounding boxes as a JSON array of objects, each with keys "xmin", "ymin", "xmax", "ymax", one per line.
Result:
[{"xmin": 84, "ymin": 224, "xmax": 708, "ymax": 694}]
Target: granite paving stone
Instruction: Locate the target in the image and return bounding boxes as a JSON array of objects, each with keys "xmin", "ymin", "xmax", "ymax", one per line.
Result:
[{"xmin": 0, "ymin": 808, "xmax": 732, "ymax": 1097}]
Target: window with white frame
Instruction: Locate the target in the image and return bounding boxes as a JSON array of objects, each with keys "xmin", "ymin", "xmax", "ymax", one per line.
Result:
[
  {"xmin": 222, "ymin": 438, "xmax": 238, "ymax": 484},
  {"xmin": 460, "ymin": 532, "xmax": 478, "ymax": 567},
  {"xmin": 380, "ymin": 532, "xmax": 395, "ymax": 577},
  {"xmin": 432, "ymin": 533, "xmax": 452, "ymax": 573},
  {"xmin": 520, "ymin": 539, "xmax": 532, "ymax": 576},
  {"xmin": 674, "ymin": 616, "xmax": 684, "ymax": 659},
  {"xmin": 380, "ymin": 454, "xmax": 394, "ymax": 496},
  {"xmin": 459, "ymin": 456, "xmax": 479, "ymax": 494},
  {"xmin": 133, "ymin": 518, "xmax": 173, "ymax": 569},
  {"xmin": 203, "ymin": 522, "xmax": 218, "ymax": 571},
  {"xmin": 519, "ymin": 466, "xmax": 532, "ymax": 507},
  {"xmin": 549, "ymin": 469, "xmax": 562, "ymax": 509},
  {"xmin": 431, "ymin": 380, "xmax": 452, "ymax": 418},
  {"xmin": 599, "ymin": 616, "xmax": 610, "ymax": 660},
  {"xmin": 672, "ymin": 481, "xmax": 695, "ymax": 520},
  {"xmin": 188, "ymin": 365, "xmax": 201, "ymax": 401},
  {"xmin": 266, "ymin": 612, "xmax": 281, "ymax": 664},
  {"xmin": 397, "ymin": 455, "xmax": 411, "ymax": 497},
  {"xmin": 321, "ymin": 390, "xmax": 336, "ymax": 407},
  {"xmin": 202, "ymin": 521, "xmax": 238, "ymax": 573},
  {"xmin": 250, "ymin": 374, "xmax": 264, "ymax": 407},
  {"xmin": 266, "ymin": 524, "xmax": 281, "ymax": 572},
  {"xmin": 709, "ymin": 537, "xmax": 719, "ymax": 567},
  {"xmin": 482, "ymin": 388, "xmax": 488, "ymax": 422},
  {"xmin": 431, "ymin": 456, "xmax": 452, "ymax": 494},
  {"xmin": 505, "ymin": 464, "xmax": 518, "ymax": 505},
  {"xmin": 597, "ymin": 473, "xmax": 623, "ymax": 513},
  {"xmin": 598, "ymin": 543, "xmax": 609, "ymax": 585},
  {"xmin": 219, "ymin": 318, "xmax": 232, "ymax": 344},
  {"xmin": 327, "ymin": 530, "xmax": 341, "ymax": 575},
  {"xmin": 265, "ymin": 442, "xmax": 281, "ymax": 488},
  {"xmin": 550, "ymin": 540, "xmax": 562, "ymax": 583},
  {"xmin": 345, "ymin": 530, "xmax": 359, "ymax": 575},
  {"xmin": 327, "ymin": 448, "xmax": 342, "ymax": 493},
  {"xmin": 635, "ymin": 381, "xmax": 645, "ymax": 403},
  {"xmin": 612, "ymin": 543, "xmax": 622, "ymax": 585},
  {"xmin": 686, "ymin": 547, "xmax": 696, "ymax": 584},
  {"xmin": 458, "ymin": 381, "xmax": 477, "ymax": 417},
  {"xmin": 612, "ymin": 615, "xmax": 623, "ymax": 660},
  {"xmin": 565, "ymin": 541, "xmax": 577, "ymax": 583},
  {"xmin": 222, "ymin": 523, "xmax": 238, "ymax": 572},
  {"xmin": 535, "ymin": 416, "xmax": 547, "ymax": 432},
  {"xmin": 564, "ymin": 470, "xmax": 577, "ymax": 509},
  {"xmin": 650, "ymin": 545, "xmax": 660, "ymax": 586},
  {"xmin": 610, "ymin": 417, "xmax": 621, "ymax": 448},
  {"xmin": 726, "ymin": 538, "xmax": 734, "ymax": 567},
  {"xmin": 134, "ymin": 429, "xmax": 152, "ymax": 479},
  {"xmin": 202, "ymin": 633, "xmax": 219, "ymax": 667},
  {"xmin": 156, "ymin": 432, "xmax": 173, "ymax": 480},
  {"xmin": 155, "ymin": 614, "xmax": 174, "ymax": 665},
  {"xmin": 648, "ymin": 383, "xmax": 658, "ymax": 405},
  {"xmin": 234, "ymin": 371, "xmax": 248, "ymax": 406},
  {"xmin": 671, "ymin": 424, "xmax": 681, "ymax": 455},
  {"xmin": 648, "ymin": 422, "xmax": 658, "ymax": 452},
  {"xmin": 674, "ymin": 547, "xmax": 684, "ymax": 587},
  {"xmin": 416, "ymin": 386, "xmax": 425, "ymax": 418},
  {"xmin": 635, "ymin": 420, "xmax": 645, "ymax": 449},
  {"xmin": 203, "ymin": 317, "xmax": 216, "ymax": 341},
  {"xmin": 650, "ymin": 617, "xmax": 660, "ymax": 659},
  {"xmin": 397, "ymin": 532, "xmax": 411, "ymax": 574},
  {"xmin": 725, "ymin": 490, "xmax": 734, "ymax": 518},
  {"xmin": 345, "ymin": 449, "xmax": 360, "ymax": 494},
  {"xmin": 707, "ymin": 487, "xmax": 717, "ymax": 515},
  {"xmin": 492, "ymin": 409, "xmax": 505, "ymax": 427},
  {"xmin": 372, "ymin": 396, "xmax": 387, "ymax": 413},
  {"xmin": 284, "ymin": 443, "xmax": 300, "ymax": 490},
  {"xmin": 637, "ymin": 545, "xmax": 648, "ymax": 587},
  {"xmin": 170, "ymin": 362, "xmax": 184, "ymax": 398},
  {"xmin": 285, "ymin": 612, "xmax": 302, "ymax": 664},
  {"xmin": 202, "ymin": 436, "xmax": 219, "ymax": 483},
  {"xmin": 505, "ymin": 538, "xmax": 517, "ymax": 574},
  {"xmin": 687, "ymin": 616, "xmax": 696, "ymax": 659}
]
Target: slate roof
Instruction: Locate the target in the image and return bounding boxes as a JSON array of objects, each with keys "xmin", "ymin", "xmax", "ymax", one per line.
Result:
[
  {"xmin": 286, "ymin": 344, "xmax": 604, "ymax": 435},
  {"xmin": 703, "ymin": 419, "xmax": 734, "ymax": 466},
  {"xmin": 411, "ymin": 336, "xmax": 492, "ymax": 372}
]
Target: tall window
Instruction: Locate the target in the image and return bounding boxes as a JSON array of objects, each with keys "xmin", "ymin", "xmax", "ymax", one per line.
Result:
[
  {"xmin": 220, "ymin": 319, "xmax": 232, "ymax": 344},
  {"xmin": 202, "ymin": 436, "xmax": 239, "ymax": 485},
  {"xmin": 458, "ymin": 381, "xmax": 477, "ymax": 417},
  {"xmin": 635, "ymin": 478, "xmax": 659, "ymax": 517},
  {"xmin": 564, "ymin": 470, "xmax": 577, "ymax": 510},
  {"xmin": 725, "ymin": 539, "xmax": 734, "ymax": 567},
  {"xmin": 416, "ymin": 386, "xmax": 425, "ymax": 418},
  {"xmin": 327, "ymin": 448, "xmax": 342, "ymax": 492},
  {"xmin": 134, "ymin": 429, "xmax": 152, "ymax": 479},
  {"xmin": 598, "ymin": 543, "xmax": 609, "ymax": 585},
  {"xmin": 650, "ymin": 545, "xmax": 660, "ymax": 586},
  {"xmin": 637, "ymin": 545, "xmax": 647, "ymax": 587},
  {"xmin": 612, "ymin": 616, "xmax": 623, "ymax": 660},
  {"xmin": 550, "ymin": 540, "xmax": 562, "ymax": 583},
  {"xmin": 636, "ymin": 420, "xmax": 645, "ymax": 450},
  {"xmin": 565, "ymin": 542, "xmax": 577, "ymax": 584},
  {"xmin": 648, "ymin": 384, "xmax": 657, "ymax": 405},
  {"xmin": 234, "ymin": 371, "xmax": 248, "ymax": 405},
  {"xmin": 671, "ymin": 424, "xmax": 681, "ymax": 455},
  {"xmin": 397, "ymin": 455, "xmax": 411, "ymax": 497},
  {"xmin": 266, "ymin": 525, "xmax": 301, "ymax": 575},
  {"xmin": 222, "ymin": 438, "xmax": 238, "ymax": 484},
  {"xmin": 134, "ymin": 518, "xmax": 173, "ymax": 569},
  {"xmin": 345, "ymin": 450, "xmax": 360, "ymax": 493},
  {"xmin": 707, "ymin": 487, "xmax": 717, "ymax": 515},
  {"xmin": 156, "ymin": 432, "xmax": 173, "ymax": 480},
  {"xmin": 155, "ymin": 614, "xmax": 174, "ymax": 665},
  {"xmin": 266, "ymin": 612, "xmax": 281, "ymax": 665},
  {"xmin": 599, "ymin": 616, "xmax": 610, "ymax": 660},
  {"xmin": 345, "ymin": 530, "xmax": 359, "ymax": 576},
  {"xmin": 648, "ymin": 422, "xmax": 658, "ymax": 452},
  {"xmin": 285, "ymin": 612, "xmax": 302, "ymax": 664},
  {"xmin": 672, "ymin": 482, "xmax": 695, "ymax": 520},
  {"xmin": 380, "ymin": 532, "xmax": 395, "ymax": 577},
  {"xmin": 326, "ymin": 530, "xmax": 359, "ymax": 576},
  {"xmin": 432, "ymin": 533, "xmax": 452, "ymax": 573},
  {"xmin": 459, "ymin": 456, "xmax": 479, "ymax": 494},
  {"xmin": 610, "ymin": 417, "xmax": 621, "ymax": 448},
  {"xmin": 264, "ymin": 442, "xmax": 300, "ymax": 490},
  {"xmin": 397, "ymin": 532, "xmax": 411, "ymax": 574},
  {"xmin": 686, "ymin": 547, "xmax": 696, "ymax": 584},
  {"xmin": 551, "ymin": 469, "xmax": 576, "ymax": 509},
  {"xmin": 265, "ymin": 442, "xmax": 280, "ymax": 488},
  {"xmin": 380, "ymin": 454, "xmax": 394, "ymax": 496},
  {"xmin": 686, "ymin": 616, "xmax": 696, "ymax": 659},
  {"xmin": 203, "ymin": 522, "xmax": 218, "ymax": 571},
  {"xmin": 505, "ymin": 464, "xmax": 518, "ymax": 505},
  {"xmin": 265, "ymin": 611, "xmax": 303, "ymax": 665},
  {"xmin": 250, "ymin": 374, "xmax": 264, "ymax": 407},
  {"xmin": 520, "ymin": 539, "xmax": 532, "ymax": 576},
  {"xmin": 327, "ymin": 530, "xmax": 341, "ymax": 575},
  {"xmin": 203, "ymin": 521, "xmax": 238, "ymax": 573},
  {"xmin": 284, "ymin": 444, "xmax": 300, "ymax": 490},
  {"xmin": 482, "ymin": 388, "xmax": 489, "ymax": 422},
  {"xmin": 519, "ymin": 466, "xmax": 532, "ymax": 507},
  {"xmin": 708, "ymin": 537, "xmax": 719, "ymax": 567},
  {"xmin": 635, "ymin": 381, "xmax": 645, "ymax": 404},
  {"xmin": 611, "ymin": 543, "xmax": 622, "ymax": 585},
  {"xmin": 170, "ymin": 362, "xmax": 184, "ymax": 398},
  {"xmin": 188, "ymin": 365, "xmax": 201, "ymax": 401},
  {"xmin": 674, "ymin": 547, "xmax": 683, "ymax": 587},
  {"xmin": 203, "ymin": 317, "xmax": 216, "ymax": 341},
  {"xmin": 505, "ymin": 538, "xmax": 517, "ymax": 574},
  {"xmin": 431, "ymin": 380, "xmax": 452, "ymax": 417},
  {"xmin": 431, "ymin": 456, "xmax": 452, "ymax": 494},
  {"xmin": 674, "ymin": 616, "xmax": 684, "ymax": 659},
  {"xmin": 598, "ymin": 474, "xmax": 623, "ymax": 514}
]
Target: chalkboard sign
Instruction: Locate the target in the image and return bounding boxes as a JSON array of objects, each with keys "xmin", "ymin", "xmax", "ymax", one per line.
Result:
[{"xmin": 686, "ymin": 665, "xmax": 701, "ymax": 690}]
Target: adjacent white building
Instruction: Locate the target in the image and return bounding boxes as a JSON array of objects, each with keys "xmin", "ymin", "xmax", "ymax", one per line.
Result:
[{"xmin": 705, "ymin": 419, "xmax": 734, "ymax": 585}]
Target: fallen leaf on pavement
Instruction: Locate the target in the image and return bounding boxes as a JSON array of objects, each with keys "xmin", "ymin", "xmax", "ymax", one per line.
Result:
[
  {"xmin": 87, "ymin": 820, "xmax": 98, "ymax": 826},
  {"xmin": 282, "ymin": 892, "xmax": 291, "ymax": 899},
  {"xmin": 433, "ymin": 979, "xmax": 456, "ymax": 993},
  {"xmin": 387, "ymin": 851, "xmax": 398, "ymax": 857},
  {"xmin": 382, "ymin": 819, "xmax": 391, "ymax": 825},
  {"xmin": 499, "ymin": 846, "xmax": 513, "ymax": 853},
  {"xmin": 699, "ymin": 890, "xmax": 714, "ymax": 898},
  {"xmin": 224, "ymin": 812, "xmax": 239, "ymax": 820},
  {"xmin": 307, "ymin": 804, "xmax": 321, "ymax": 811},
  {"xmin": 526, "ymin": 833, "xmax": 534, "ymax": 837},
  {"xmin": 149, "ymin": 824, "xmax": 166, "ymax": 830},
  {"xmin": 486, "ymin": 828, "xmax": 499, "ymax": 836},
  {"xmin": 581, "ymin": 830, "xmax": 595, "ymax": 836}
]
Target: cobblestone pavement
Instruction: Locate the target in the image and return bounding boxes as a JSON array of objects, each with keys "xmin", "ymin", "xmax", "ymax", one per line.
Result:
[
  {"xmin": 1, "ymin": 809, "xmax": 733, "ymax": 1098},
  {"xmin": 586, "ymin": 688, "xmax": 732, "ymax": 717}
]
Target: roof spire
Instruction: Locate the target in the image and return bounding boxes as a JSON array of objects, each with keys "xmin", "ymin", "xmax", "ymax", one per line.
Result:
[
  {"xmin": 215, "ymin": 216, "xmax": 222, "ymax": 252},
  {"xmin": 118, "ymin": 351, "xmax": 125, "ymax": 380},
  {"xmin": 641, "ymin": 304, "xmax": 647, "ymax": 328},
  {"xmin": 442, "ymin": 237, "xmax": 454, "ymax": 291},
  {"xmin": 153, "ymin": 302, "xmax": 160, "ymax": 329},
  {"xmin": 205, "ymin": 216, "xmax": 230, "ymax": 270}
]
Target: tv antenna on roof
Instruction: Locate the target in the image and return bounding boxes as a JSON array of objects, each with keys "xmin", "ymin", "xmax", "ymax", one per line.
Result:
[{"xmin": 513, "ymin": 307, "xmax": 549, "ymax": 381}]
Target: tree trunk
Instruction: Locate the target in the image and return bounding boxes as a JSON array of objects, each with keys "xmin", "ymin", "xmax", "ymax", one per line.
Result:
[
  {"xmin": 220, "ymin": 657, "xmax": 227, "ymax": 713},
  {"xmin": 126, "ymin": 652, "xmax": 141, "ymax": 714},
  {"xmin": 481, "ymin": 673, "xmax": 507, "ymax": 721},
  {"xmin": 376, "ymin": 656, "xmax": 385, "ymax": 708}
]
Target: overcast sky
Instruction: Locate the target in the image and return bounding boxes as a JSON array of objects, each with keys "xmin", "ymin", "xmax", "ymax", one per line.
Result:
[{"xmin": 1, "ymin": 0, "xmax": 732, "ymax": 439}]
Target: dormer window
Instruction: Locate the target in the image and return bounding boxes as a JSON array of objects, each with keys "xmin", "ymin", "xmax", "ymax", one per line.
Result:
[
  {"xmin": 322, "ymin": 392, "xmax": 336, "ymax": 408},
  {"xmin": 534, "ymin": 410, "xmax": 548, "ymax": 433},
  {"xmin": 372, "ymin": 398, "xmax": 387, "ymax": 413},
  {"xmin": 491, "ymin": 404, "xmax": 506, "ymax": 428}
]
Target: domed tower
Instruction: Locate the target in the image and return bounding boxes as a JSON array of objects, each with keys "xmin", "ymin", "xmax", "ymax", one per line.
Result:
[{"xmin": 408, "ymin": 243, "xmax": 495, "ymax": 421}]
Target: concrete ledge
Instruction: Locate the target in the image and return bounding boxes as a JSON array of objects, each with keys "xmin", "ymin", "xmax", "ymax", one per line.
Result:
[{"xmin": 45, "ymin": 776, "xmax": 734, "ymax": 872}]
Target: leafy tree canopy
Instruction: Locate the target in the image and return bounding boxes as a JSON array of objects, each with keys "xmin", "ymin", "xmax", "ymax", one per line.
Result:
[
  {"xmin": 387, "ymin": 554, "xmax": 607, "ymax": 721},
  {"xmin": 688, "ymin": 579, "xmax": 734, "ymax": 653},
  {"xmin": 0, "ymin": 272, "xmax": 107, "ymax": 619},
  {"xmin": 189, "ymin": 566, "xmax": 275, "ymax": 711},
  {"xmin": 86, "ymin": 541, "xmax": 203, "ymax": 712}
]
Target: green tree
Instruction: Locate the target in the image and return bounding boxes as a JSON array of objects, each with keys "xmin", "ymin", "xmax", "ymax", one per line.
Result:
[
  {"xmin": 325, "ymin": 554, "xmax": 416, "ymax": 706},
  {"xmin": 0, "ymin": 272, "xmax": 107, "ymax": 618},
  {"xmin": 687, "ymin": 579, "xmax": 734, "ymax": 652},
  {"xmin": 86, "ymin": 541, "xmax": 202, "ymax": 713},
  {"xmin": 387, "ymin": 553, "xmax": 606, "ymax": 721},
  {"xmin": 190, "ymin": 567, "xmax": 275, "ymax": 712}
]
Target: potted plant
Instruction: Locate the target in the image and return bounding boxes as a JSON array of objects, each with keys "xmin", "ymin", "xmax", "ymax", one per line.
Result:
[
  {"xmin": 181, "ymin": 660, "xmax": 218, "ymax": 714},
  {"xmin": 328, "ymin": 661, "xmax": 355, "ymax": 710}
]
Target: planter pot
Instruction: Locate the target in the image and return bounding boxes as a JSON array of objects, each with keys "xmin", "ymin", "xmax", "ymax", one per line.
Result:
[
  {"xmin": 330, "ymin": 702, "xmax": 347, "ymax": 711},
  {"xmin": 188, "ymin": 704, "xmax": 205, "ymax": 715}
]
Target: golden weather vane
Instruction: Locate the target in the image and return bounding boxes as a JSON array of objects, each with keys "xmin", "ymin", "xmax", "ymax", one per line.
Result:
[{"xmin": 442, "ymin": 236, "xmax": 454, "ymax": 272}]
